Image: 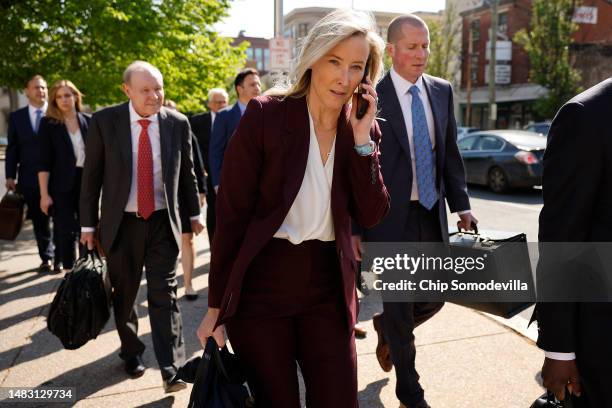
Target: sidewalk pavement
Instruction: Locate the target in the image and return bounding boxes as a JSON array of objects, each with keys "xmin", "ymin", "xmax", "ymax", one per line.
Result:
[{"xmin": 0, "ymin": 221, "xmax": 546, "ymax": 407}]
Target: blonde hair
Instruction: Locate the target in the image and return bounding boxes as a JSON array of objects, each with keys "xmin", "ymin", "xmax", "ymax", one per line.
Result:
[
  {"xmin": 268, "ymin": 8, "xmax": 385, "ymax": 98},
  {"xmin": 46, "ymin": 80, "xmax": 83, "ymax": 123}
]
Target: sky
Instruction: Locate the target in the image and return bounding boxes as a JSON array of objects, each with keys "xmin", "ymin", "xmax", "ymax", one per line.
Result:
[{"xmin": 215, "ymin": 0, "xmax": 447, "ymax": 38}]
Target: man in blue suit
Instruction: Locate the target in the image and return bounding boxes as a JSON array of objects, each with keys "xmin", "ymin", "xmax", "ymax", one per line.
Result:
[
  {"xmin": 209, "ymin": 68, "xmax": 261, "ymax": 192},
  {"xmin": 352, "ymin": 15, "xmax": 477, "ymax": 408},
  {"xmin": 5, "ymin": 75, "xmax": 59, "ymax": 273}
]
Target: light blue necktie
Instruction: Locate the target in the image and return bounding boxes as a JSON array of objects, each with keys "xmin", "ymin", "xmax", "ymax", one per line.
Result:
[
  {"xmin": 408, "ymin": 85, "xmax": 436, "ymax": 210},
  {"xmin": 34, "ymin": 109, "xmax": 42, "ymax": 134}
]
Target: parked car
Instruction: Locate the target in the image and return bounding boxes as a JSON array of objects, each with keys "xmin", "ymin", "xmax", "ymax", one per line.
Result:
[
  {"xmin": 523, "ymin": 121, "xmax": 551, "ymax": 136},
  {"xmin": 457, "ymin": 126, "xmax": 480, "ymax": 140},
  {"xmin": 458, "ymin": 130, "xmax": 546, "ymax": 193}
]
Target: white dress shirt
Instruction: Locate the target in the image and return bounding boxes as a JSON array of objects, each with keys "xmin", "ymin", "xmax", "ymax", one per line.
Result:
[
  {"xmin": 68, "ymin": 128, "xmax": 86, "ymax": 168},
  {"xmin": 390, "ymin": 68, "xmax": 436, "ymax": 202},
  {"xmin": 81, "ymin": 102, "xmax": 201, "ymax": 233},
  {"xmin": 28, "ymin": 103, "xmax": 48, "ymax": 131},
  {"xmin": 125, "ymin": 101, "xmax": 166, "ymax": 213},
  {"xmin": 273, "ymin": 111, "xmax": 336, "ymax": 244},
  {"xmin": 210, "ymin": 111, "xmax": 217, "ymax": 130}
]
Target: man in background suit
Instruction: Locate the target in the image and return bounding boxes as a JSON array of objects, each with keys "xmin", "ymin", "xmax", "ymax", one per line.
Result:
[
  {"xmin": 352, "ymin": 15, "xmax": 476, "ymax": 408},
  {"xmin": 5, "ymin": 75, "xmax": 60, "ymax": 273},
  {"xmin": 536, "ymin": 79, "xmax": 612, "ymax": 407},
  {"xmin": 209, "ymin": 68, "xmax": 260, "ymax": 192},
  {"xmin": 80, "ymin": 61, "xmax": 203, "ymax": 392},
  {"xmin": 189, "ymin": 88, "xmax": 228, "ymax": 243}
]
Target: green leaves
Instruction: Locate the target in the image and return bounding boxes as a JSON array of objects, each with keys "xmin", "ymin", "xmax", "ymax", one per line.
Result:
[
  {"xmin": 515, "ymin": 0, "xmax": 581, "ymax": 119},
  {"xmin": 0, "ymin": 0, "xmax": 246, "ymax": 112}
]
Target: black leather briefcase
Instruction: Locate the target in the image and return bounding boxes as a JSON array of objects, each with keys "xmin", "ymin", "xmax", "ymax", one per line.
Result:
[
  {"xmin": 448, "ymin": 224, "xmax": 534, "ymax": 318},
  {"xmin": 0, "ymin": 190, "xmax": 25, "ymax": 240},
  {"xmin": 530, "ymin": 390, "xmax": 583, "ymax": 407}
]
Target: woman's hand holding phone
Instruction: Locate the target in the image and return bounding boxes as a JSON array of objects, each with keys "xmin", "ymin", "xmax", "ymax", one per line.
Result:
[{"xmin": 350, "ymin": 77, "xmax": 378, "ymax": 146}]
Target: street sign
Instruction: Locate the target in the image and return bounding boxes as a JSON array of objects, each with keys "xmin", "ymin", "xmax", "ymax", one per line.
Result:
[
  {"xmin": 573, "ymin": 6, "xmax": 598, "ymax": 24},
  {"xmin": 486, "ymin": 41, "xmax": 512, "ymax": 61},
  {"xmin": 269, "ymin": 37, "xmax": 292, "ymax": 70},
  {"xmin": 485, "ymin": 65, "xmax": 511, "ymax": 85}
]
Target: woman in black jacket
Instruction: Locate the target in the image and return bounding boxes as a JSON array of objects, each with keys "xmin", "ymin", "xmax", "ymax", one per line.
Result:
[{"xmin": 38, "ymin": 79, "xmax": 90, "ymax": 271}]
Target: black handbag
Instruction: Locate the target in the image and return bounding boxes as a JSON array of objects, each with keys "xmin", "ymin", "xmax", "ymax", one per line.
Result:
[
  {"xmin": 185, "ymin": 337, "xmax": 254, "ymax": 408},
  {"xmin": 448, "ymin": 223, "xmax": 535, "ymax": 318},
  {"xmin": 0, "ymin": 190, "xmax": 25, "ymax": 240},
  {"xmin": 47, "ymin": 250, "xmax": 111, "ymax": 349}
]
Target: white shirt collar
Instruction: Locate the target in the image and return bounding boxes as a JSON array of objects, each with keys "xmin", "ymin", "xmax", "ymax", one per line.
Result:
[
  {"xmin": 128, "ymin": 100, "xmax": 159, "ymax": 124},
  {"xmin": 28, "ymin": 102, "xmax": 47, "ymax": 115},
  {"xmin": 389, "ymin": 67, "xmax": 426, "ymax": 96}
]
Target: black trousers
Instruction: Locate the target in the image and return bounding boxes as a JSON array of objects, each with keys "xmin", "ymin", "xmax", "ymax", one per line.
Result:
[
  {"xmin": 52, "ymin": 169, "xmax": 84, "ymax": 269},
  {"xmin": 21, "ymin": 185, "xmax": 58, "ymax": 264},
  {"xmin": 106, "ymin": 210, "xmax": 185, "ymax": 380},
  {"xmin": 381, "ymin": 201, "xmax": 444, "ymax": 407}
]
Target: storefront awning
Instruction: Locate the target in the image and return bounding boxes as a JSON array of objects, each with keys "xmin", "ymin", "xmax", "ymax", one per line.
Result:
[{"xmin": 457, "ymin": 84, "xmax": 549, "ymax": 104}]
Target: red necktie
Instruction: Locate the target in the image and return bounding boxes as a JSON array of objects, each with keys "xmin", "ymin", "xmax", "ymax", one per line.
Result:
[{"xmin": 137, "ymin": 119, "xmax": 155, "ymax": 219}]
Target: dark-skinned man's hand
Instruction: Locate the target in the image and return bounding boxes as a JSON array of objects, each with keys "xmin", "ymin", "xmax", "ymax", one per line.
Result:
[{"xmin": 541, "ymin": 357, "xmax": 582, "ymax": 401}]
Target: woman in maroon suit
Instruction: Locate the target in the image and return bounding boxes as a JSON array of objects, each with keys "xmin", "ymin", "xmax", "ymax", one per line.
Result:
[{"xmin": 197, "ymin": 9, "xmax": 389, "ymax": 407}]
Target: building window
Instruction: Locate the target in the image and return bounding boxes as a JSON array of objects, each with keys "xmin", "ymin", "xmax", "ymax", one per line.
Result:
[
  {"xmin": 255, "ymin": 48, "xmax": 264, "ymax": 71},
  {"xmin": 264, "ymin": 48, "xmax": 270, "ymax": 71},
  {"xmin": 470, "ymin": 19, "xmax": 480, "ymax": 43},
  {"xmin": 246, "ymin": 48, "xmax": 253, "ymax": 61},
  {"xmin": 470, "ymin": 53, "xmax": 479, "ymax": 82},
  {"xmin": 498, "ymin": 12, "xmax": 508, "ymax": 35},
  {"xmin": 298, "ymin": 23, "xmax": 309, "ymax": 38}
]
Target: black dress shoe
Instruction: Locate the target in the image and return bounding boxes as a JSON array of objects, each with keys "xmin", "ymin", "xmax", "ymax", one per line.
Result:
[
  {"xmin": 125, "ymin": 355, "xmax": 146, "ymax": 378},
  {"xmin": 163, "ymin": 377, "xmax": 187, "ymax": 393},
  {"xmin": 52, "ymin": 264, "xmax": 64, "ymax": 274},
  {"xmin": 400, "ymin": 400, "xmax": 431, "ymax": 408},
  {"xmin": 38, "ymin": 261, "xmax": 52, "ymax": 273}
]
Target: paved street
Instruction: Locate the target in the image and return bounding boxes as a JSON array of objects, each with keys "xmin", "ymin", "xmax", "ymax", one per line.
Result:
[{"xmin": 0, "ymin": 163, "xmax": 547, "ymax": 407}]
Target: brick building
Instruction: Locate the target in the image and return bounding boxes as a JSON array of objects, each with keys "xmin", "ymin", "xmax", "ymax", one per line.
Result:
[
  {"xmin": 232, "ymin": 31, "xmax": 271, "ymax": 76},
  {"xmin": 459, "ymin": 0, "xmax": 612, "ymax": 129}
]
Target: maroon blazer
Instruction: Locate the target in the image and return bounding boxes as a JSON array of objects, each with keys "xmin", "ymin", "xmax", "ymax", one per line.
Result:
[{"xmin": 209, "ymin": 95, "xmax": 389, "ymax": 329}]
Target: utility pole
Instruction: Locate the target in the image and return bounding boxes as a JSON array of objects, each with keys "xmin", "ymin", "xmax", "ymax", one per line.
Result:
[
  {"xmin": 466, "ymin": 24, "xmax": 473, "ymax": 127},
  {"xmin": 487, "ymin": 0, "xmax": 498, "ymax": 129},
  {"xmin": 274, "ymin": 0, "xmax": 283, "ymax": 37}
]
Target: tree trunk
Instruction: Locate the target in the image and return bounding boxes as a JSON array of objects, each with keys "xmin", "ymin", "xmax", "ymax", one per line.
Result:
[{"xmin": 8, "ymin": 88, "xmax": 19, "ymax": 113}]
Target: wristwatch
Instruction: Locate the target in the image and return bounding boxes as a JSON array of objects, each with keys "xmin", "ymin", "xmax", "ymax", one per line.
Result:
[{"xmin": 354, "ymin": 140, "xmax": 375, "ymax": 156}]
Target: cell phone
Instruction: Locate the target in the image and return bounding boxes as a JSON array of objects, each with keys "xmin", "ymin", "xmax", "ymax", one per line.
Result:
[{"xmin": 356, "ymin": 55, "xmax": 372, "ymax": 120}]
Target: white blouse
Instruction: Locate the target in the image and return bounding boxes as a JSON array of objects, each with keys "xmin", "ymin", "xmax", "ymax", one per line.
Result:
[
  {"xmin": 68, "ymin": 128, "xmax": 86, "ymax": 168},
  {"xmin": 273, "ymin": 112, "xmax": 336, "ymax": 244}
]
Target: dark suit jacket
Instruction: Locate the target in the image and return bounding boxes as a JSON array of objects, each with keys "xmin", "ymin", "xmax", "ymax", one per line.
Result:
[
  {"xmin": 359, "ymin": 72, "xmax": 470, "ymax": 242},
  {"xmin": 209, "ymin": 95, "xmax": 389, "ymax": 329},
  {"xmin": 80, "ymin": 102, "xmax": 200, "ymax": 252},
  {"xmin": 38, "ymin": 112, "xmax": 90, "ymax": 193},
  {"xmin": 535, "ymin": 79, "xmax": 612, "ymax": 405},
  {"xmin": 5, "ymin": 106, "xmax": 43, "ymax": 189},
  {"xmin": 209, "ymin": 103, "xmax": 242, "ymax": 187},
  {"xmin": 189, "ymin": 112, "xmax": 214, "ymax": 195}
]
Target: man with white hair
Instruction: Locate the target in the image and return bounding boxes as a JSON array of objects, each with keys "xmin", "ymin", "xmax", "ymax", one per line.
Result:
[
  {"xmin": 80, "ymin": 60, "xmax": 203, "ymax": 392},
  {"xmin": 189, "ymin": 88, "xmax": 228, "ymax": 244}
]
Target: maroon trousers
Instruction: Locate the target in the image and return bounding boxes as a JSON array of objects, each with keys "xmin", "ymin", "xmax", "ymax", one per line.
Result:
[{"xmin": 226, "ymin": 238, "xmax": 357, "ymax": 408}]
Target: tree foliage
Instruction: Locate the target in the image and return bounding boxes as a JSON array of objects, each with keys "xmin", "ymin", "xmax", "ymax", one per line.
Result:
[
  {"xmin": 515, "ymin": 0, "xmax": 581, "ymax": 118},
  {"xmin": 426, "ymin": 3, "xmax": 461, "ymax": 85},
  {"xmin": 0, "ymin": 0, "xmax": 247, "ymax": 112}
]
